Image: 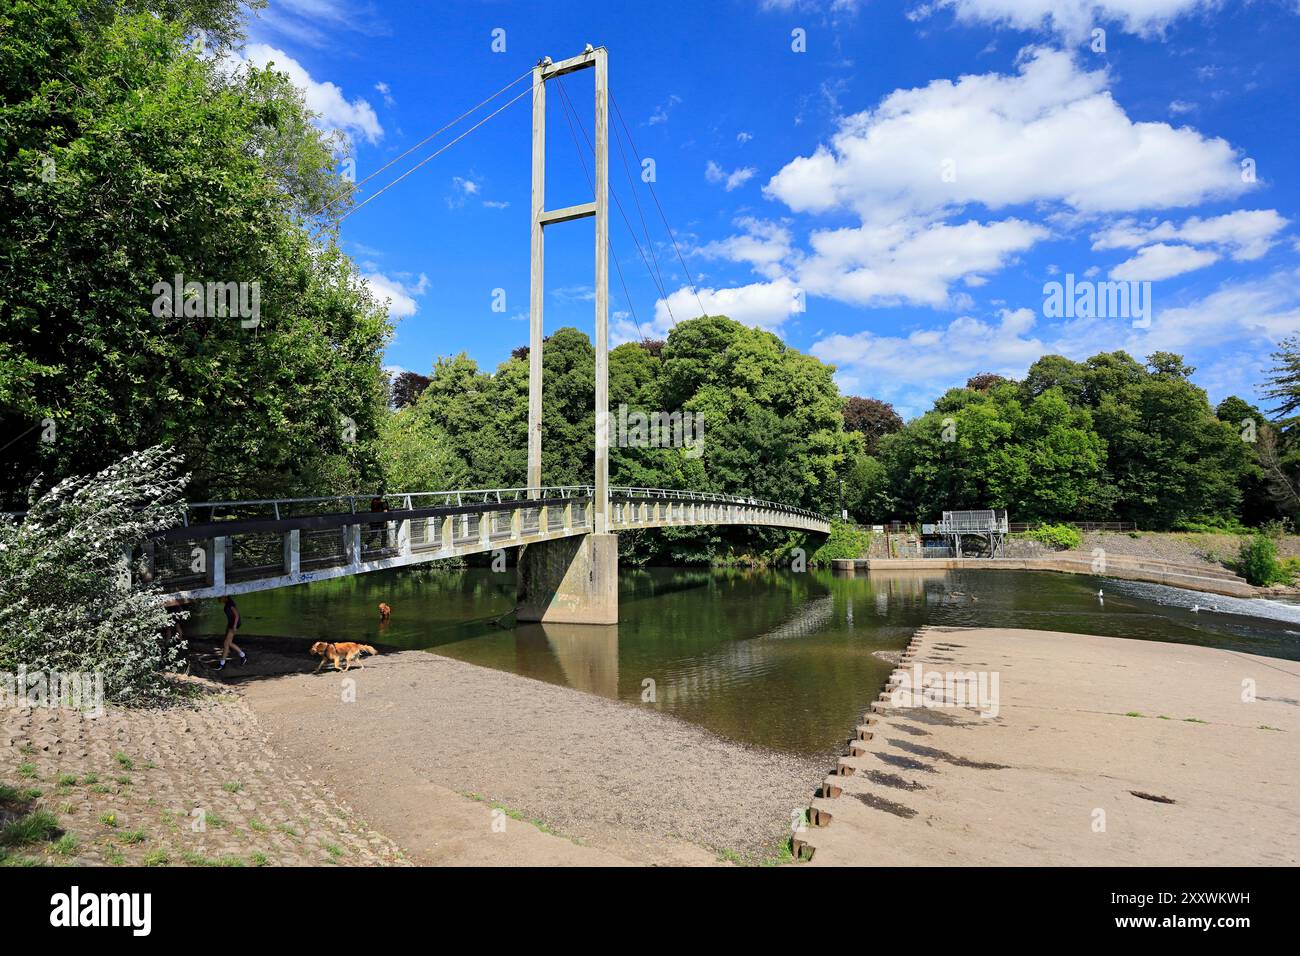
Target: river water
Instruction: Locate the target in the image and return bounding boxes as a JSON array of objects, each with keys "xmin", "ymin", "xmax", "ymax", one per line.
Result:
[{"xmin": 192, "ymin": 566, "xmax": 1300, "ymax": 760}]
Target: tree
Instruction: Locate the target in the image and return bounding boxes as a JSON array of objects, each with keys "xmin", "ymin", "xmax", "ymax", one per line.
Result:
[
  {"xmin": 842, "ymin": 397, "xmax": 903, "ymax": 454},
  {"xmin": 0, "ymin": 447, "xmax": 188, "ymax": 704},
  {"xmin": 389, "ymin": 371, "xmax": 431, "ymax": 409},
  {"xmin": 1264, "ymin": 336, "xmax": 1300, "ymax": 421},
  {"xmin": 965, "ymin": 372, "xmax": 1008, "ymax": 392},
  {"xmin": 878, "ymin": 383, "xmax": 1105, "ymax": 521},
  {"xmin": 1092, "ymin": 362, "xmax": 1248, "ymax": 527},
  {"xmin": 0, "ymin": 1, "xmax": 390, "ymax": 507}
]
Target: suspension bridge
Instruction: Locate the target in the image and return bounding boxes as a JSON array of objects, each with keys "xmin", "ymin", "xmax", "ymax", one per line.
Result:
[{"xmin": 142, "ymin": 46, "xmax": 830, "ymax": 623}]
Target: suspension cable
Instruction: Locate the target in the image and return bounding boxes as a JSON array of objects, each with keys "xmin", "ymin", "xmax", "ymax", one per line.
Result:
[{"xmin": 311, "ymin": 65, "xmax": 536, "ymax": 222}]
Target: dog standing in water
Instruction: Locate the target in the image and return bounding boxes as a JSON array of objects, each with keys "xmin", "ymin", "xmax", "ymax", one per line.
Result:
[
  {"xmin": 310, "ymin": 642, "xmax": 377, "ymax": 672},
  {"xmin": 378, "ymin": 602, "xmax": 391, "ymax": 622}
]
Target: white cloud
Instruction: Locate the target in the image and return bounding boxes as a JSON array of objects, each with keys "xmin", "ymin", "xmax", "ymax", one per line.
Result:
[
  {"xmin": 648, "ymin": 94, "xmax": 682, "ymax": 125},
  {"xmin": 705, "ymin": 160, "xmax": 758, "ymax": 191},
  {"xmin": 695, "ymin": 218, "xmax": 795, "ymax": 280},
  {"xmin": 812, "ymin": 307, "xmax": 1046, "ymax": 409},
  {"xmin": 914, "ymin": 1, "xmax": 1225, "ymax": 41},
  {"xmin": 1091, "ymin": 209, "xmax": 1288, "ymax": 261},
  {"xmin": 627, "ymin": 278, "xmax": 804, "ymax": 342},
  {"xmin": 765, "ymin": 48, "xmax": 1247, "ymax": 224},
  {"xmin": 1109, "ymin": 242, "xmax": 1220, "ymax": 280},
  {"xmin": 798, "ymin": 218, "xmax": 1047, "ymax": 308},
  {"xmin": 737, "ymin": 131, "xmax": 754, "ymax": 144},
  {"xmin": 482, "ymin": 199, "xmax": 510, "ymax": 209},
  {"xmin": 235, "ymin": 44, "xmax": 383, "ymax": 144},
  {"xmin": 374, "ymin": 81, "xmax": 395, "ymax": 108},
  {"xmin": 1169, "ymin": 99, "xmax": 1196, "ymax": 115},
  {"xmin": 363, "ymin": 271, "xmax": 427, "ymax": 319},
  {"xmin": 811, "ymin": 269, "xmax": 1300, "ymax": 413}
]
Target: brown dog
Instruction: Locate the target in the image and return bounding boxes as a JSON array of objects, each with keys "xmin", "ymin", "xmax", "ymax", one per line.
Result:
[
  {"xmin": 310, "ymin": 641, "xmax": 377, "ymax": 672},
  {"xmin": 378, "ymin": 602, "xmax": 391, "ymax": 622}
]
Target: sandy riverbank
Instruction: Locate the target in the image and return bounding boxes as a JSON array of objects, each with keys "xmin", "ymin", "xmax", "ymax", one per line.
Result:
[
  {"xmin": 233, "ymin": 642, "xmax": 825, "ymax": 865},
  {"xmin": 801, "ymin": 626, "xmax": 1300, "ymax": 865}
]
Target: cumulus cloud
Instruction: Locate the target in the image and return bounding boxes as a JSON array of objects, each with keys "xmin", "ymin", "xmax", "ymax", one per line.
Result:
[
  {"xmin": 629, "ymin": 278, "xmax": 804, "ymax": 342},
  {"xmin": 363, "ymin": 271, "xmax": 428, "ymax": 319},
  {"xmin": 234, "ymin": 44, "xmax": 383, "ymax": 144},
  {"xmin": 695, "ymin": 218, "xmax": 795, "ymax": 280},
  {"xmin": 1108, "ymin": 243, "xmax": 1220, "ymax": 281},
  {"xmin": 765, "ymin": 48, "xmax": 1246, "ymax": 224},
  {"xmin": 705, "ymin": 160, "xmax": 758, "ymax": 191},
  {"xmin": 812, "ymin": 269, "xmax": 1300, "ymax": 414},
  {"xmin": 912, "ymin": 0, "xmax": 1225, "ymax": 41},
  {"xmin": 797, "ymin": 218, "xmax": 1047, "ymax": 308},
  {"xmin": 1091, "ymin": 209, "xmax": 1288, "ymax": 261}
]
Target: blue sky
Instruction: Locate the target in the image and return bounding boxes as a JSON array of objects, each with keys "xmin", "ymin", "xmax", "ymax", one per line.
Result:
[{"xmin": 235, "ymin": 0, "xmax": 1300, "ymax": 416}]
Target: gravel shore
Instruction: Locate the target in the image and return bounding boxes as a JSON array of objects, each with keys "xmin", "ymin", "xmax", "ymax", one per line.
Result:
[{"xmin": 237, "ymin": 645, "xmax": 829, "ymax": 865}]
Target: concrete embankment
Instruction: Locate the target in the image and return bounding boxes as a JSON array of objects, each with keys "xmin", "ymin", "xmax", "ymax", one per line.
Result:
[
  {"xmin": 795, "ymin": 627, "xmax": 1300, "ymax": 866},
  {"xmin": 832, "ymin": 554, "xmax": 1256, "ymax": 597}
]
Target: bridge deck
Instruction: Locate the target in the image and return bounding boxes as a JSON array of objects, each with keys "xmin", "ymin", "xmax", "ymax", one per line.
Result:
[{"xmin": 143, "ymin": 487, "xmax": 830, "ymax": 599}]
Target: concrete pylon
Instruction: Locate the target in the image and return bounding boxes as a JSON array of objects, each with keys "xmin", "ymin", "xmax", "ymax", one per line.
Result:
[{"xmin": 516, "ymin": 532, "xmax": 618, "ymax": 625}]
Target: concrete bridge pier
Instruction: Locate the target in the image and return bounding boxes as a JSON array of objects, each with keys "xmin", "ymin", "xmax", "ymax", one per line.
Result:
[{"xmin": 516, "ymin": 532, "xmax": 619, "ymax": 625}]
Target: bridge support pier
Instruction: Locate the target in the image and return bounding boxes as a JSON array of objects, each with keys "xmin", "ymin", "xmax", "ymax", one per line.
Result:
[{"xmin": 516, "ymin": 532, "xmax": 618, "ymax": 625}]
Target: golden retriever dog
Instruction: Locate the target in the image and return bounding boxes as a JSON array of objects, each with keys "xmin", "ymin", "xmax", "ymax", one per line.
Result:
[
  {"xmin": 310, "ymin": 641, "xmax": 377, "ymax": 673},
  {"xmin": 378, "ymin": 602, "xmax": 391, "ymax": 622}
]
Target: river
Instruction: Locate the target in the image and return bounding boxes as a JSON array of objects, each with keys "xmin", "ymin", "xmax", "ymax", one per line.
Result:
[{"xmin": 191, "ymin": 566, "xmax": 1300, "ymax": 760}]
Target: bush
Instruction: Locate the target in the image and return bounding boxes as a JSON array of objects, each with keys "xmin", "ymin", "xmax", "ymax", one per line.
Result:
[
  {"xmin": 0, "ymin": 447, "xmax": 190, "ymax": 705},
  {"xmin": 1172, "ymin": 516, "xmax": 1252, "ymax": 535},
  {"xmin": 1238, "ymin": 534, "xmax": 1284, "ymax": 586},
  {"xmin": 1023, "ymin": 523, "xmax": 1082, "ymax": 551},
  {"xmin": 809, "ymin": 521, "xmax": 874, "ymax": 566}
]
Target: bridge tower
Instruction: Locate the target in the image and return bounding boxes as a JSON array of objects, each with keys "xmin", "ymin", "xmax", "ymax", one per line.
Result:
[{"xmin": 516, "ymin": 45, "xmax": 618, "ymax": 625}]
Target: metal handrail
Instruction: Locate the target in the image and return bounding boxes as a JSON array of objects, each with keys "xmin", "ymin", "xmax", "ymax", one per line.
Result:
[{"xmin": 7, "ymin": 486, "xmax": 830, "ymax": 528}]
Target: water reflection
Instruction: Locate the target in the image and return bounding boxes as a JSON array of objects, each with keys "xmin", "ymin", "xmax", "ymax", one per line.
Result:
[{"xmin": 193, "ymin": 565, "xmax": 1298, "ymax": 758}]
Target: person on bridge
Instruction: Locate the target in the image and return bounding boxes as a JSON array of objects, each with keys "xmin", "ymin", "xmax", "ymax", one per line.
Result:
[{"xmin": 212, "ymin": 595, "xmax": 246, "ymax": 670}]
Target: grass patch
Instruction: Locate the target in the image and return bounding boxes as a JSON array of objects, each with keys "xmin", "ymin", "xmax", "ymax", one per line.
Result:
[
  {"xmin": 323, "ymin": 842, "xmax": 344, "ymax": 859},
  {"xmin": 81, "ymin": 773, "xmax": 98, "ymax": 785},
  {"xmin": 103, "ymin": 846, "xmax": 125, "ymax": 865},
  {"xmin": 56, "ymin": 774, "xmax": 78, "ymax": 787},
  {"xmin": 113, "ymin": 752, "xmax": 134, "ymax": 771},
  {"xmin": 249, "ymin": 818, "xmax": 268, "ymax": 833},
  {"xmin": 16, "ymin": 763, "xmax": 37, "ymax": 779},
  {"xmin": 118, "ymin": 829, "xmax": 147, "ymax": 845},
  {"xmin": 0, "ymin": 782, "xmax": 41, "ymax": 804},
  {"xmin": 1184, "ymin": 717, "xmax": 1208, "ymax": 724},
  {"xmin": 1124, "ymin": 711, "xmax": 1145, "ymax": 718},
  {"xmin": 98, "ymin": 812, "xmax": 119, "ymax": 829},
  {"xmin": 143, "ymin": 849, "xmax": 169, "ymax": 867},
  {"xmin": 1, "ymin": 810, "xmax": 61, "ymax": 847},
  {"xmin": 223, "ymin": 782, "xmax": 243, "ymax": 793},
  {"xmin": 249, "ymin": 852, "xmax": 269, "ymax": 867},
  {"xmin": 52, "ymin": 833, "xmax": 80, "ymax": 857}
]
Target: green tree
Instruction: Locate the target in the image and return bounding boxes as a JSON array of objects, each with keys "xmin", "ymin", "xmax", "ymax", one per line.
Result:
[{"xmin": 1, "ymin": 0, "xmax": 388, "ymax": 507}]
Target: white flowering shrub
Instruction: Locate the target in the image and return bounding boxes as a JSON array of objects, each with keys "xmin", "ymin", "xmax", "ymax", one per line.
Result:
[{"xmin": 0, "ymin": 446, "xmax": 190, "ymax": 705}]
